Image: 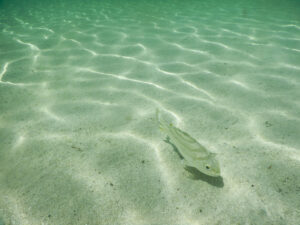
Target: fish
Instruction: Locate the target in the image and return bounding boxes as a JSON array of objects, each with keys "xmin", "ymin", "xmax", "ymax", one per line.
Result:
[{"xmin": 156, "ymin": 109, "xmax": 221, "ymax": 177}]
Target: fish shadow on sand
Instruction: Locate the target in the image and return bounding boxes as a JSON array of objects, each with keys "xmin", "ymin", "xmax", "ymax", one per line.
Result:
[
  {"xmin": 164, "ymin": 137, "xmax": 224, "ymax": 188},
  {"xmin": 184, "ymin": 166, "xmax": 224, "ymax": 188}
]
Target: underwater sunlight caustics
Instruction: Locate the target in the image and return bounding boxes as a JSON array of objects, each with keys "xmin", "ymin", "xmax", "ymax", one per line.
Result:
[{"xmin": 156, "ymin": 109, "xmax": 221, "ymax": 177}]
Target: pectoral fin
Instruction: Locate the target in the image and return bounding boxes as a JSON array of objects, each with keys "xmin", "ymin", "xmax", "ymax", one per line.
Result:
[{"xmin": 182, "ymin": 159, "xmax": 194, "ymax": 168}]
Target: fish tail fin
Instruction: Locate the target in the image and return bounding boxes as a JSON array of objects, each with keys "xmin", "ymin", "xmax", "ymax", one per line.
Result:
[{"xmin": 156, "ymin": 108, "xmax": 167, "ymax": 132}]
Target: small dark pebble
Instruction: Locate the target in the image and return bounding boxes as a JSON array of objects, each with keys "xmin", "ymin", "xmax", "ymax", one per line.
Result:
[
  {"xmin": 251, "ymin": 184, "xmax": 254, "ymax": 187},
  {"xmin": 48, "ymin": 214, "xmax": 51, "ymax": 218},
  {"xmin": 71, "ymin": 145, "xmax": 82, "ymax": 152},
  {"xmin": 265, "ymin": 121, "xmax": 272, "ymax": 127},
  {"xmin": 283, "ymin": 177, "xmax": 290, "ymax": 183},
  {"xmin": 141, "ymin": 160, "xmax": 145, "ymax": 164},
  {"xmin": 110, "ymin": 183, "xmax": 114, "ymax": 186}
]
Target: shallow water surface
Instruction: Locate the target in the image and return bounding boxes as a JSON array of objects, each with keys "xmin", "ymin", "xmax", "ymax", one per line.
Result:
[{"xmin": 0, "ymin": 0, "xmax": 300, "ymax": 224}]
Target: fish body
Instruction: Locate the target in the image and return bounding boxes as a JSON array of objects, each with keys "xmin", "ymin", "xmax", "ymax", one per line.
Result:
[{"xmin": 156, "ymin": 109, "xmax": 221, "ymax": 177}]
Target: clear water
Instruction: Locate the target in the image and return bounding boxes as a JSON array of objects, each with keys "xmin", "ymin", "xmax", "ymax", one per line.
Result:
[{"xmin": 0, "ymin": 0, "xmax": 300, "ymax": 224}]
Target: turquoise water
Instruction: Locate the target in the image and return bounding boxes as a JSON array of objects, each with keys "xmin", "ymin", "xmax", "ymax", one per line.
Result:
[{"xmin": 0, "ymin": 0, "xmax": 300, "ymax": 224}]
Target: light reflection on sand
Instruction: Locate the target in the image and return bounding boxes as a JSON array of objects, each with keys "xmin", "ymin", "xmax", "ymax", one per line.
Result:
[{"xmin": 0, "ymin": 0, "xmax": 300, "ymax": 224}]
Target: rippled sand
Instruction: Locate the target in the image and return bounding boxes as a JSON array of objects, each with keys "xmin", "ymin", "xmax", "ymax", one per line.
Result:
[{"xmin": 0, "ymin": 0, "xmax": 300, "ymax": 224}]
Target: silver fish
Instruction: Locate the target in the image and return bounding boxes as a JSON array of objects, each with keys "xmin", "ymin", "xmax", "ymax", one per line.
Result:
[{"xmin": 156, "ymin": 109, "xmax": 221, "ymax": 177}]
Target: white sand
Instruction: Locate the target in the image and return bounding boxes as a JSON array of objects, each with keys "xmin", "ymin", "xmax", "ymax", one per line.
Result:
[{"xmin": 0, "ymin": 0, "xmax": 300, "ymax": 224}]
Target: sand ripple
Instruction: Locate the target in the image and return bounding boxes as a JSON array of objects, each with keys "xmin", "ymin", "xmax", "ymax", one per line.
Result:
[{"xmin": 1, "ymin": 0, "xmax": 300, "ymax": 224}]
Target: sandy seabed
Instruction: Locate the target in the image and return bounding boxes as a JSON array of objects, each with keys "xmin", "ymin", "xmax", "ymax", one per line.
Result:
[{"xmin": 0, "ymin": 0, "xmax": 300, "ymax": 224}]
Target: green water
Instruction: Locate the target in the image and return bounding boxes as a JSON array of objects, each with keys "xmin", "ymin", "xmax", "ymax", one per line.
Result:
[{"xmin": 0, "ymin": 0, "xmax": 300, "ymax": 224}]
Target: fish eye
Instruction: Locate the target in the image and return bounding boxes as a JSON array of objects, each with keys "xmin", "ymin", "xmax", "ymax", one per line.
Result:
[{"xmin": 206, "ymin": 165, "xmax": 210, "ymax": 170}]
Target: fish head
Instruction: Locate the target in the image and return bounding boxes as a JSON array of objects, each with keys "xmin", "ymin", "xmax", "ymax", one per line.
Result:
[{"xmin": 196, "ymin": 154, "xmax": 221, "ymax": 177}]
